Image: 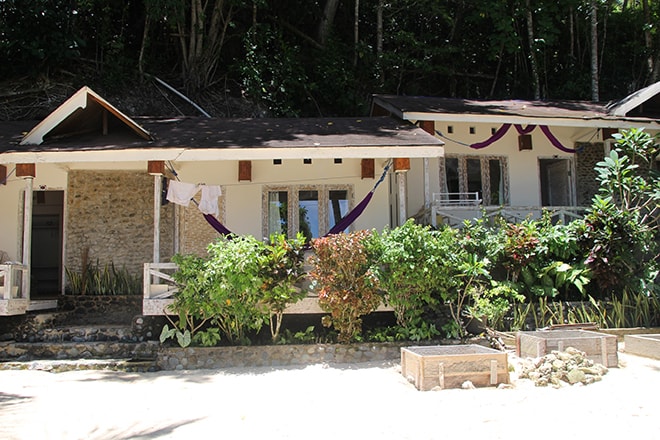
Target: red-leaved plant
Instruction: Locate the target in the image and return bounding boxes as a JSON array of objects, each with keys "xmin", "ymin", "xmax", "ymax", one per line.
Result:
[{"xmin": 309, "ymin": 230, "xmax": 382, "ymax": 343}]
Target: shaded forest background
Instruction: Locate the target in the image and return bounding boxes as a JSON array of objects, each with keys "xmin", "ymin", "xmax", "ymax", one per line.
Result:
[{"xmin": 1, "ymin": 0, "xmax": 659, "ymax": 121}]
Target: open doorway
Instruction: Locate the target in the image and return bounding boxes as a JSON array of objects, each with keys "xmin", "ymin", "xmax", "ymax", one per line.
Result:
[
  {"xmin": 539, "ymin": 158, "xmax": 574, "ymax": 206},
  {"xmin": 31, "ymin": 190, "xmax": 64, "ymax": 297}
]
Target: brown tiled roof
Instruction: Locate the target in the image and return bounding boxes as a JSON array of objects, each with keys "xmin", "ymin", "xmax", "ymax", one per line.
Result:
[{"xmin": 0, "ymin": 116, "xmax": 442, "ymax": 153}]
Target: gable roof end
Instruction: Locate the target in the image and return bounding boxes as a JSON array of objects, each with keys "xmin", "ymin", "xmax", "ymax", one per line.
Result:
[
  {"xmin": 19, "ymin": 86, "xmax": 152, "ymax": 145},
  {"xmin": 607, "ymin": 81, "xmax": 660, "ymax": 117}
]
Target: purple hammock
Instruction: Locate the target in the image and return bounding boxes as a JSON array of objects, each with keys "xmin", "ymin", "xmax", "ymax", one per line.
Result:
[{"xmin": 204, "ymin": 161, "xmax": 392, "ymax": 237}]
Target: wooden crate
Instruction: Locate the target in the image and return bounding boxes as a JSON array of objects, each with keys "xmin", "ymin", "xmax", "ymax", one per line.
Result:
[
  {"xmin": 401, "ymin": 345, "xmax": 509, "ymax": 391},
  {"xmin": 624, "ymin": 334, "xmax": 660, "ymax": 360},
  {"xmin": 516, "ymin": 330, "xmax": 618, "ymax": 367}
]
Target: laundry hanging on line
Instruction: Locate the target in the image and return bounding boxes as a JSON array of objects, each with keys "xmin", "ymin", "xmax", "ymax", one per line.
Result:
[{"xmin": 166, "ymin": 180, "xmax": 222, "ymax": 216}]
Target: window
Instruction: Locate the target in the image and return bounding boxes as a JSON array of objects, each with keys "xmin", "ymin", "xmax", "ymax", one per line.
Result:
[
  {"xmin": 439, "ymin": 155, "xmax": 508, "ymax": 205},
  {"xmin": 263, "ymin": 185, "xmax": 352, "ymax": 241}
]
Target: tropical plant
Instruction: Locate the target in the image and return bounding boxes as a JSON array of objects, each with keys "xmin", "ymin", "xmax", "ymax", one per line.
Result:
[
  {"xmin": 309, "ymin": 230, "xmax": 382, "ymax": 343},
  {"xmin": 260, "ymin": 233, "xmax": 307, "ymax": 342},
  {"xmin": 579, "ymin": 128, "xmax": 660, "ymax": 297},
  {"xmin": 366, "ymin": 220, "xmax": 448, "ymax": 329},
  {"xmin": 164, "ymin": 235, "xmax": 269, "ymax": 347}
]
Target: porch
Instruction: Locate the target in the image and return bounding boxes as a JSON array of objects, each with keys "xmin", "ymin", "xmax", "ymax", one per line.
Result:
[{"xmin": 0, "ymin": 263, "xmax": 60, "ymax": 315}]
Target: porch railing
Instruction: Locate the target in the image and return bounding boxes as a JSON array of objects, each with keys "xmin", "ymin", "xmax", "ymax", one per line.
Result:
[
  {"xmin": 0, "ymin": 263, "xmax": 29, "ymax": 315},
  {"xmin": 431, "ymin": 203, "xmax": 587, "ymax": 228},
  {"xmin": 142, "ymin": 262, "xmax": 179, "ymax": 315}
]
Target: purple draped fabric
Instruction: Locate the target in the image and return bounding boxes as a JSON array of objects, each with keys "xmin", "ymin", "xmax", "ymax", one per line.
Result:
[
  {"xmin": 470, "ymin": 124, "xmax": 512, "ymax": 149},
  {"xmin": 470, "ymin": 123, "xmax": 578, "ymax": 153},
  {"xmin": 515, "ymin": 124, "xmax": 536, "ymax": 134},
  {"xmin": 540, "ymin": 125, "xmax": 580, "ymax": 153}
]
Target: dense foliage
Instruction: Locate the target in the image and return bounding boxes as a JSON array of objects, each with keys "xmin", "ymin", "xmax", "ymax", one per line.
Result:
[{"xmin": 2, "ymin": 1, "xmax": 660, "ymax": 118}]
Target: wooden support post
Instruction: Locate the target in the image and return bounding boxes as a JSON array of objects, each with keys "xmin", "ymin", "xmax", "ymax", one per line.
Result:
[
  {"xmin": 438, "ymin": 362, "xmax": 445, "ymax": 390},
  {"xmin": 16, "ymin": 163, "xmax": 36, "ymax": 178},
  {"xmin": 397, "ymin": 172, "xmax": 407, "ymax": 226},
  {"xmin": 21, "ymin": 177, "xmax": 33, "ymax": 300},
  {"xmin": 148, "ymin": 160, "xmax": 165, "ymax": 175},
  {"xmin": 393, "ymin": 158, "xmax": 410, "ymax": 172},
  {"xmin": 153, "ymin": 175, "xmax": 161, "ymax": 267}
]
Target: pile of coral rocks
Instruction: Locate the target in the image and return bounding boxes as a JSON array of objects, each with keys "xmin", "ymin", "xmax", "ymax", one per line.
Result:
[{"xmin": 518, "ymin": 346, "xmax": 609, "ymax": 387}]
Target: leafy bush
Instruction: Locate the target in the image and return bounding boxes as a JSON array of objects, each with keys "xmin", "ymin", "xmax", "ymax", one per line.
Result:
[
  {"xmin": 164, "ymin": 235, "xmax": 269, "ymax": 346},
  {"xmin": 260, "ymin": 233, "xmax": 307, "ymax": 342},
  {"xmin": 309, "ymin": 231, "xmax": 382, "ymax": 343},
  {"xmin": 367, "ymin": 220, "xmax": 449, "ymax": 328}
]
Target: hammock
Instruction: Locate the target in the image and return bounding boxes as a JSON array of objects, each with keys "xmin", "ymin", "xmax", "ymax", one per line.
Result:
[{"xmin": 204, "ymin": 161, "xmax": 392, "ymax": 237}]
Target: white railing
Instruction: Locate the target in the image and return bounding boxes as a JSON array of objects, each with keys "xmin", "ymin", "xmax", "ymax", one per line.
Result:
[
  {"xmin": 0, "ymin": 263, "xmax": 29, "ymax": 315},
  {"xmin": 143, "ymin": 262, "xmax": 179, "ymax": 300},
  {"xmin": 433, "ymin": 192, "xmax": 482, "ymax": 207},
  {"xmin": 143, "ymin": 262, "xmax": 179, "ymax": 315},
  {"xmin": 431, "ymin": 194, "xmax": 586, "ymax": 228}
]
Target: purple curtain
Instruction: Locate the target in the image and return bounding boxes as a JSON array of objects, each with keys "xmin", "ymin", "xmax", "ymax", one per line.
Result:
[{"xmin": 515, "ymin": 124, "xmax": 536, "ymax": 134}]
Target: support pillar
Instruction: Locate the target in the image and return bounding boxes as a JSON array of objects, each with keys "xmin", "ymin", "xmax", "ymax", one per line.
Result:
[
  {"xmin": 396, "ymin": 172, "xmax": 408, "ymax": 226},
  {"xmin": 21, "ymin": 177, "xmax": 33, "ymax": 299},
  {"xmin": 153, "ymin": 175, "xmax": 162, "ymax": 265}
]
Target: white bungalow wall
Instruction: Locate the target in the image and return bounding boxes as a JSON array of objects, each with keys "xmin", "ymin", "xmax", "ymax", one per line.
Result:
[{"xmin": 424, "ymin": 121, "xmax": 599, "ymax": 207}]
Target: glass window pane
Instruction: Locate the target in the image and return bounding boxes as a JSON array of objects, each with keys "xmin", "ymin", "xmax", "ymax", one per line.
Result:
[
  {"xmin": 328, "ymin": 190, "xmax": 349, "ymax": 232},
  {"xmin": 298, "ymin": 190, "xmax": 319, "ymax": 241},
  {"xmin": 268, "ymin": 191, "xmax": 288, "ymax": 236},
  {"xmin": 489, "ymin": 159, "xmax": 504, "ymax": 205},
  {"xmin": 466, "ymin": 158, "xmax": 482, "ymax": 196},
  {"xmin": 445, "ymin": 158, "xmax": 459, "ymax": 199}
]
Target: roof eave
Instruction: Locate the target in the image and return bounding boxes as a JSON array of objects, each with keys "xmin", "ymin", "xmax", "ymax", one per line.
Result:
[{"xmin": 0, "ymin": 145, "xmax": 445, "ymax": 165}]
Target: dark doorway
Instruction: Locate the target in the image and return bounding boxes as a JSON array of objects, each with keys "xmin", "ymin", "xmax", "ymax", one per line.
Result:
[
  {"xmin": 31, "ymin": 190, "xmax": 64, "ymax": 297},
  {"xmin": 539, "ymin": 159, "xmax": 573, "ymax": 206}
]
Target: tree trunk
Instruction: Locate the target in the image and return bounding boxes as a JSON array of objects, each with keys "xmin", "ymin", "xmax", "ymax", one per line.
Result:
[
  {"xmin": 353, "ymin": 0, "xmax": 360, "ymax": 67},
  {"xmin": 376, "ymin": 0, "xmax": 383, "ymax": 86},
  {"xmin": 590, "ymin": 0, "xmax": 599, "ymax": 101},
  {"xmin": 317, "ymin": 0, "xmax": 340, "ymax": 46},
  {"xmin": 643, "ymin": 0, "xmax": 654, "ymax": 81},
  {"xmin": 525, "ymin": 0, "xmax": 541, "ymax": 100}
]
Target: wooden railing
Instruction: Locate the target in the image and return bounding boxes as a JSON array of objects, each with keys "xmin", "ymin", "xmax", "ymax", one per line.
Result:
[
  {"xmin": 142, "ymin": 262, "xmax": 179, "ymax": 315},
  {"xmin": 0, "ymin": 263, "xmax": 29, "ymax": 315}
]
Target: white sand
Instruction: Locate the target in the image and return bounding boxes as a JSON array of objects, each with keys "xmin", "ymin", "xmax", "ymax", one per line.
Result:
[{"xmin": 0, "ymin": 348, "xmax": 658, "ymax": 440}]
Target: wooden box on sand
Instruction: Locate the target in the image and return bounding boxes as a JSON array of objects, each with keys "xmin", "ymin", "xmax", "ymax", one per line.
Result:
[
  {"xmin": 516, "ymin": 330, "xmax": 618, "ymax": 367},
  {"xmin": 401, "ymin": 345, "xmax": 509, "ymax": 391}
]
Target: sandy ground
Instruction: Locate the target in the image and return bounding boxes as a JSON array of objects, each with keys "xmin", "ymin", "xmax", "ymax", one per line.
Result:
[{"xmin": 0, "ymin": 347, "xmax": 659, "ymax": 440}]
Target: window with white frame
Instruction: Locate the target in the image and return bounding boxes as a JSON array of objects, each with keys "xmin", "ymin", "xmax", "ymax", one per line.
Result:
[
  {"xmin": 263, "ymin": 185, "xmax": 353, "ymax": 241},
  {"xmin": 439, "ymin": 155, "xmax": 509, "ymax": 205}
]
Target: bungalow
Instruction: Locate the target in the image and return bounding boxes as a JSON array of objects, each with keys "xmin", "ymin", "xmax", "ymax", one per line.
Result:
[
  {"xmin": 1, "ymin": 83, "xmax": 659, "ymax": 318},
  {"xmin": 0, "ymin": 87, "xmax": 443, "ymax": 316},
  {"xmin": 371, "ymin": 82, "xmax": 660, "ymax": 227}
]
